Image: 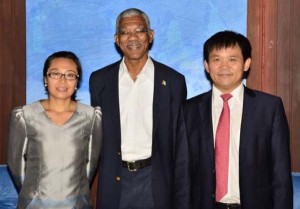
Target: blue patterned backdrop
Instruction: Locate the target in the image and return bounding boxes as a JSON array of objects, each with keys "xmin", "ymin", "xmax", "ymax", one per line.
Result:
[{"xmin": 26, "ymin": 0, "xmax": 247, "ymax": 104}]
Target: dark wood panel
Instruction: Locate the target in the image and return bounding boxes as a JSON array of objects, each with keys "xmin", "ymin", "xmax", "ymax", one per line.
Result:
[
  {"xmin": 0, "ymin": 0, "xmax": 14, "ymax": 164},
  {"xmin": 290, "ymin": 0, "xmax": 300, "ymax": 171},
  {"xmin": 276, "ymin": 0, "xmax": 291, "ymax": 117},
  {"xmin": 0, "ymin": 0, "xmax": 26, "ymax": 164},
  {"xmin": 247, "ymin": 0, "xmax": 277, "ymax": 93},
  {"xmin": 247, "ymin": 0, "xmax": 300, "ymax": 171},
  {"xmin": 12, "ymin": 0, "xmax": 26, "ymax": 107},
  {"xmin": 91, "ymin": 174, "xmax": 98, "ymax": 209},
  {"xmin": 247, "ymin": 0, "xmax": 262, "ymax": 90}
]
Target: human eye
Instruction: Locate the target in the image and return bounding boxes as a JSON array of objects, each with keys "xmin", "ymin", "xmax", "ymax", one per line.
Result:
[
  {"xmin": 229, "ymin": 57, "xmax": 238, "ymax": 62},
  {"xmin": 118, "ymin": 30, "xmax": 129, "ymax": 36},
  {"xmin": 66, "ymin": 73, "xmax": 78, "ymax": 80},
  {"xmin": 211, "ymin": 57, "xmax": 220, "ymax": 62},
  {"xmin": 135, "ymin": 28, "xmax": 146, "ymax": 33},
  {"xmin": 136, "ymin": 28, "xmax": 148, "ymax": 35},
  {"xmin": 48, "ymin": 72, "xmax": 61, "ymax": 79}
]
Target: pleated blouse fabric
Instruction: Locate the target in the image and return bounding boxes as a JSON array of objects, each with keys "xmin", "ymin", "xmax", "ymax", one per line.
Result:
[{"xmin": 7, "ymin": 101, "xmax": 102, "ymax": 209}]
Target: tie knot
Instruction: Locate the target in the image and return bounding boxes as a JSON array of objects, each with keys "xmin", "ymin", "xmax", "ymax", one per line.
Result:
[{"xmin": 221, "ymin": 94, "xmax": 232, "ymax": 102}]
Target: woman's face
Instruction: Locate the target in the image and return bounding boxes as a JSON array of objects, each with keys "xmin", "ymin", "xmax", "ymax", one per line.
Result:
[{"xmin": 45, "ymin": 58, "xmax": 78, "ymax": 101}]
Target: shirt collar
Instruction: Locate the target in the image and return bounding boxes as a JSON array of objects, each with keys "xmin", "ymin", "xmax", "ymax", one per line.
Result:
[
  {"xmin": 119, "ymin": 56, "xmax": 154, "ymax": 83},
  {"xmin": 212, "ymin": 83, "xmax": 244, "ymax": 105}
]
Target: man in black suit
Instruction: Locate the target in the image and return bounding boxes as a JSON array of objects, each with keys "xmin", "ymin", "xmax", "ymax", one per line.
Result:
[
  {"xmin": 89, "ymin": 8, "xmax": 187, "ymax": 209},
  {"xmin": 174, "ymin": 30, "xmax": 293, "ymax": 209}
]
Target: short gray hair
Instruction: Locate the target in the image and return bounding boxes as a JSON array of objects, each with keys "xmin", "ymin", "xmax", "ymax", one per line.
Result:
[{"xmin": 115, "ymin": 8, "xmax": 151, "ymax": 34}]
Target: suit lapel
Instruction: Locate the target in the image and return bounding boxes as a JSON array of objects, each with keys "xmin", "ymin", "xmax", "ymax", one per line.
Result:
[
  {"xmin": 152, "ymin": 63, "xmax": 165, "ymax": 137},
  {"xmin": 106, "ymin": 64, "xmax": 121, "ymax": 142},
  {"xmin": 239, "ymin": 87, "xmax": 256, "ymax": 161},
  {"xmin": 198, "ymin": 91, "xmax": 215, "ymax": 164}
]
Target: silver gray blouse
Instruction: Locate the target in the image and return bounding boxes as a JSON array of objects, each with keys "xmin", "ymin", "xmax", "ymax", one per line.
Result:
[{"xmin": 7, "ymin": 101, "xmax": 102, "ymax": 209}]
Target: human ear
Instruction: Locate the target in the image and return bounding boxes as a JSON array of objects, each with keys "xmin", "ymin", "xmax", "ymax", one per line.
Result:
[
  {"xmin": 244, "ymin": 58, "xmax": 251, "ymax": 72},
  {"xmin": 204, "ymin": 61, "xmax": 210, "ymax": 73}
]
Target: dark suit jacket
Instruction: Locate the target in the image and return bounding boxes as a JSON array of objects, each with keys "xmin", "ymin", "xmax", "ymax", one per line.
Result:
[
  {"xmin": 174, "ymin": 87, "xmax": 293, "ymax": 209},
  {"xmin": 89, "ymin": 58, "xmax": 187, "ymax": 209}
]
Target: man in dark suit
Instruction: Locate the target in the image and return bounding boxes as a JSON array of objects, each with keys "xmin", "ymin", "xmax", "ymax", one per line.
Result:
[
  {"xmin": 174, "ymin": 30, "xmax": 293, "ymax": 209},
  {"xmin": 89, "ymin": 8, "xmax": 187, "ymax": 209}
]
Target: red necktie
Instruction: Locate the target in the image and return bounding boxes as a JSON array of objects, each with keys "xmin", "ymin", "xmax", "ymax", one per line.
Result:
[{"xmin": 215, "ymin": 93, "xmax": 232, "ymax": 202}]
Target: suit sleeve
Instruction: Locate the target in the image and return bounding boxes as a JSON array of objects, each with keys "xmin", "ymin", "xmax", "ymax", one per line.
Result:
[
  {"xmin": 89, "ymin": 72, "xmax": 100, "ymax": 107},
  {"xmin": 7, "ymin": 107, "xmax": 28, "ymax": 192},
  {"xmin": 86, "ymin": 106, "xmax": 103, "ymax": 183},
  {"xmin": 271, "ymin": 98, "xmax": 293, "ymax": 209},
  {"xmin": 173, "ymin": 106, "xmax": 191, "ymax": 209}
]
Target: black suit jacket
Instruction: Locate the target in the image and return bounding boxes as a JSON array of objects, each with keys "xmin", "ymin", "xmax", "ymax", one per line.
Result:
[
  {"xmin": 89, "ymin": 58, "xmax": 187, "ymax": 209},
  {"xmin": 174, "ymin": 87, "xmax": 293, "ymax": 209}
]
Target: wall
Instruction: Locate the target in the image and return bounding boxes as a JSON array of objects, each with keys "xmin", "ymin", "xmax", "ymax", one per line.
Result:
[
  {"xmin": 247, "ymin": 0, "xmax": 300, "ymax": 171},
  {"xmin": 0, "ymin": 0, "xmax": 26, "ymax": 164}
]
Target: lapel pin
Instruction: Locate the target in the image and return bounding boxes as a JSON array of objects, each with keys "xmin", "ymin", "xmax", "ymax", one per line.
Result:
[{"xmin": 162, "ymin": 80, "xmax": 167, "ymax": 86}]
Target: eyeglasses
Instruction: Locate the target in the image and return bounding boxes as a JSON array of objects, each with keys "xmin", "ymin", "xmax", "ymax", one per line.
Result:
[
  {"xmin": 47, "ymin": 72, "xmax": 79, "ymax": 80},
  {"xmin": 117, "ymin": 28, "xmax": 149, "ymax": 37}
]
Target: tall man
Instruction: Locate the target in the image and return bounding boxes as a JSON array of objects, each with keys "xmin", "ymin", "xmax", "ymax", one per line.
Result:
[
  {"xmin": 174, "ymin": 30, "xmax": 293, "ymax": 209},
  {"xmin": 90, "ymin": 8, "xmax": 187, "ymax": 209}
]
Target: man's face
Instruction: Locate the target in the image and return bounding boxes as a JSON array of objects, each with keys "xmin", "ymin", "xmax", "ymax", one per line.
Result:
[
  {"xmin": 114, "ymin": 15, "xmax": 154, "ymax": 63},
  {"xmin": 204, "ymin": 45, "xmax": 251, "ymax": 93}
]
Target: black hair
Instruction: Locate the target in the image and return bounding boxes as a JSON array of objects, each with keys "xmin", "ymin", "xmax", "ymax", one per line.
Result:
[{"xmin": 203, "ymin": 30, "xmax": 252, "ymax": 62}]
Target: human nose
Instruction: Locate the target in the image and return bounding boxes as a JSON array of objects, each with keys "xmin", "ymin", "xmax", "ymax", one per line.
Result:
[
  {"xmin": 219, "ymin": 59, "xmax": 230, "ymax": 68},
  {"xmin": 127, "ymin": 30, "xmax": 140, "ymax": 39}
]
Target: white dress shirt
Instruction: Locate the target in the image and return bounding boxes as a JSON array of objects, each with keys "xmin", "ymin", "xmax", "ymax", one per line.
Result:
[
  {"xmin": 118, "ymin": 57, "xmax": 154, "ymax": 162},
  {"xmin": 212, "ymin": 83, "xmax": 244, "ymax": 203}
]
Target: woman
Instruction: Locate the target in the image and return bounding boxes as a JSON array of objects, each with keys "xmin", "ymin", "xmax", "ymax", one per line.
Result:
[{"xmin": 7, "ymin": 51, "xmax": 102, "ymax": 209}]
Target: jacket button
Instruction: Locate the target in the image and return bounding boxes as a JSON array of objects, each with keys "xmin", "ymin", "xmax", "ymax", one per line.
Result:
[
  {"xmin": 116, "ymin": 176, "xmax": 121, "ymax": 181},
  {"xmin": 117, "ymin": 152, "xmax": 121, "ymax": 155}
]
